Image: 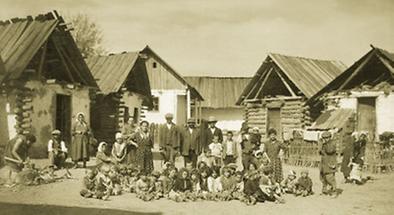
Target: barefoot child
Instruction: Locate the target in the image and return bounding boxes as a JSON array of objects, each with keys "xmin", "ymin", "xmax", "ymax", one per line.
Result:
[
  {"xmin": 295, "ymin": 170, "xmax": 313, "ymax": 197},
  {"xmin": 280, "ymin": 170, "xmax": 297, "ymax": 194}
]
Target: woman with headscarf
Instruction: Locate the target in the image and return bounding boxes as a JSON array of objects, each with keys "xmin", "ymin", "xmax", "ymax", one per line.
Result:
[
  {"xmin": 96, "ymin": 142, "xmax": 112, "ymax": 168},
  {"xmin": 133, "ymin": 121, "xmax": 154, "ymax": 174},
  {"xmin": 71, "ymin": 112, "xmax": 91, "ymax": 168}
]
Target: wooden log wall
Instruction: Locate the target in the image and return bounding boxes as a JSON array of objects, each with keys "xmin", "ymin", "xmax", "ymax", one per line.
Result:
[
  {"xmin": 13, "ymin": 88, "xmax": 34, "ymax": 135},
  {"xmin": 244, "ymin": 98, "xmax": 308, "ymax": 137}
]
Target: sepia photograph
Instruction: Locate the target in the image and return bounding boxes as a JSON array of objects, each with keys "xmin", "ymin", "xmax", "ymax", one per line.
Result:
[{"xmin": 0, "ymin": 0, "xmax": 393, "ymax": 214}]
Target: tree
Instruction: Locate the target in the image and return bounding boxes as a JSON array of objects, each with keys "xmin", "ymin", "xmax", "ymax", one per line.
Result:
[{"xmin": 69, "ymin": 13, "xmax": 106, "ymax": 58}]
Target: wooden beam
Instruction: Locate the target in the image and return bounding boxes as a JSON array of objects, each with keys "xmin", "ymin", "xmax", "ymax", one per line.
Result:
[
  {"xmin": 37, "ymin": 41, "xmax": 48, "ymax": 79},
  {"xmin": 254, "ymin": 68, "xmax": 273, "ymax": 99},
  {"xmin": 274, "ymin": 67, "xmax": 296, "ymax": 97},
  {"xmin": 378, "ymin": 55, "xmax": 394, "ymax": 75},
  {"xmin": 244, "ymin": 63, "xmax": 270, "ymax": 100},
  {"xmin": 51, "ymin": 37, "xmax": 75, "ymax": 83},
  {"xmin": 338, "ymin": 52, "xmax": 374, "ymax": 91}
]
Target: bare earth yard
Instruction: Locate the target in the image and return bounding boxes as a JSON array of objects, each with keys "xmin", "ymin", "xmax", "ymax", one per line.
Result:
[{"xmin": 0, "ymin": 159, "xmax": 393, "ymax": 215}]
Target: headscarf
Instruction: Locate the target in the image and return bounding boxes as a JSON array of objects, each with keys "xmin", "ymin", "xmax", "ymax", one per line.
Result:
[{"xmin": 97, "ymin": 142, "xmax": 107, "ymax": 153}]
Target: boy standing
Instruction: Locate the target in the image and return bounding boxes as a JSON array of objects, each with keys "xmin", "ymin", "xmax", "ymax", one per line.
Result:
[
  {"xmin": 319, "ymin": 131, "xmax": 338, "ymax": 196},
  {"xmin": 208, "ymin": 135, "xmax": 223, "ymax": 168},
  {"xmin": 222, "ymin": 131, "xmax": 238, "ymax": 165}
]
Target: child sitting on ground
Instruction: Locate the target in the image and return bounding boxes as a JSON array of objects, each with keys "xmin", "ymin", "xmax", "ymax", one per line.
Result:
[
  {"xmin": 259, "ymin": 167, "xmax": 285, "ymax": 204},
  {"xmin": 96, "ymin": 142, "xmax": 112, "ymax": 168},
  {"xmin": 295, "ymin": 170, "xmax": 313, "ymax": 197},
  {"xmin": 216, "ymin": 166, "xmax": 237, "ymax": 201},
  {"xmin": 199, "ymin": 166, "xmax": 211, "ymax": 194},
  {"xmin": 136, "ymin": 173, "xmax": 155, "ymax": 201},
  {"xmin": 232, "ymin": 171, "xmax": 248, "ymax": 203},
  {"xmin": 161, "ymin": 167, "xmax": 178, "ymax": 197},
  {"xmin": 208, "ymin": 167, "xmax": 220, "ymax": 193},
  {"xmin": 95, "ymin": 164, "xmax": 113, "ymax": 200},
  {"xmin": 208, "ymin": 135, "xmax": 223, "ymax": 168},
  {"xmin": 80, "ymin": 169, "xmax": 97, "ymax": 198},
  {"xmin": 280, "ymin": 170, "xmax": 297, "ymax": 194},
  {"xmin": 169, "ymin": 168, "xmax": 193, "ymax": 202},
  {"xmin": 190, "ymin": 169, "xmax": 201, "ymax": 193}
]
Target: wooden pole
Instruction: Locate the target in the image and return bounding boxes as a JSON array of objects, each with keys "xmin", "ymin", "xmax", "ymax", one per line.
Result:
[{"xmin": 186, "ymin": 88, "xmax": 191, "ymax": 119}]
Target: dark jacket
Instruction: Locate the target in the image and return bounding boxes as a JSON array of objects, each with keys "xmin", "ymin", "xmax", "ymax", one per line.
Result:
[
  {"xmin": 173, "ymin": 178, "xmax": 192, "ymax": 192},
  {"xmin": 181, "ymin": 127, "xmax": 201, "ymax": 156},
  {"xmin": 320, "ymin": 140, "xmax": 337, "ymax": 174},
  {"xmin": 159, "ymin": 123, "xmax": 181, "ymax": 149},
  {"xmin": 204, "ymin": 127, "xmax": 223, "ymax": 151}
]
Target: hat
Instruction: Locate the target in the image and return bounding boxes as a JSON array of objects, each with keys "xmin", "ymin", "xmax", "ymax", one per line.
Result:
[
  {"xmin": 254, "ymin": 150, "xmax": 264, "ymax": 157},
  {"xmin": 51, "ymin": 129, "xmax": 61, "ymax": 135},
  {"xmin": 208, "ymin": 116, "xmax": 217, "ymax": 123},
  {"xmin": 226, "ymin": 163, "xmax": 238, "ymax": 171},
  {"xmin": 115, "ymin": 132, "xmax": 123, "ymax": 139},
  {"xmin": 187, "ymin": 118, "xmax": 196, "ymax": 124},
  {"xmin": 321, "ymin": 131, "xmax": 332, "ymax": 138},
  {"xmin": 165, "ymin": 113, "xmax": 174, "ymax": 119}
]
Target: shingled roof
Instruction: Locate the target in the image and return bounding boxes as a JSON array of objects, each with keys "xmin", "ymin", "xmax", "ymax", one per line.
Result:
[
  {"xmin": 237, "ymin": 53, "xmax": 347, "ymax": 104},
  {"xmin": 185, "ymin": 76, "xmax": 251, "ymax": 108},
  {"xmin": 0, "ymin": 11, "xmax": 97, "ymax": 87}
]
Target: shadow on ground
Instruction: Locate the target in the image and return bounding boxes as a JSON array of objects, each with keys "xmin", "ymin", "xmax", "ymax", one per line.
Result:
[{"xmin": 0, "ymin": 202, "xmax": 162, "ymax": 215}]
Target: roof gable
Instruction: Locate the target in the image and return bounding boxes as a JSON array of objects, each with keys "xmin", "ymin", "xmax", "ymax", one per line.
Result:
[
  {"xmin": 185, "ymin": 76, "xmax": 251, "ymax": 108},
  {"xmin": 0, "ymin": 11, "xmax": 97, "ymax": 87},
  {"xmin": 86, "ymin": 52, "xmax": 140, "ymax": 94},
  {"xmin": 236, "ymin": 53, "xmax": 346, "ymax": 104}
]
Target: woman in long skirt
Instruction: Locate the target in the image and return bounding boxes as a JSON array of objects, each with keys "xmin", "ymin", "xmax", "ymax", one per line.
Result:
[
  {"xmin": 264, "ymin": 128, "xmax": 287, "ymax": 183},
  {"xmin": 133, "ymin": 121, "xmax": 154, "ymax": 174},
  {"xmin": 71, "ymin": 112, "xmax": 91, "ymax": 168}
]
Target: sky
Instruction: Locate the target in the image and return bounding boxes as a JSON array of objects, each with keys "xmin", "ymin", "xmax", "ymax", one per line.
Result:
[{"xmin": 1, "ymin": 0, "xmax": 393, "ymax": 77}]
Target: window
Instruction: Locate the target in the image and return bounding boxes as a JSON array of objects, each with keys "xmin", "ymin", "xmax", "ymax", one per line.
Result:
[
  {"xmin": 152, "ymin": 62, "xmax": 157, "ymax": 68},
  {"xmin": 152, "ymin": 96, "xmax": 159, "ymax": 111}
]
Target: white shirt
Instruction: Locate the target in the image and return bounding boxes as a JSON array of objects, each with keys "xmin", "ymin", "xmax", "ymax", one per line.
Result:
[
  {"xmin": 225, "ymin": 140, "xmax": 234, "ymax": 155},
  {"xmin": 210, "ymin": 127, "xmax": 216, "ymax": 134},
  {"xmin": 209, "ymin": 142, "xmax": 222, "ymax": 158},
  {"xmin": 166, "ymin": 123, "xmax": 173, "ymax": 130},
  {"xmin": 47, "ymin": 139, "xmax": 67, "ymax": 152}
]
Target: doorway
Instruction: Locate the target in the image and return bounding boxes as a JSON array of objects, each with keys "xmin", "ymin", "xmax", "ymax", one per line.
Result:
[
  {"xmin": 56, "ymin": 94, "xmax": 72, "ymax": 144},
  {"xmin": 267, "ymin": 108, "xmax": 281, "ymax": 138},
  {"xmin": 357, "ymin": 97, "xmax": 376, "ymax": 140}
]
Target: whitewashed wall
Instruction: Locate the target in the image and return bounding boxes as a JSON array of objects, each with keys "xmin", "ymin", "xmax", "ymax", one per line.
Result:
[
  {"xmin": 122, "ymin": 91, "xmax": 144, "ymax": 122},
  {"xmin": 201, "ymin": 107, "xmax": 244, "ymax": 131},
  {"xmin": 144, "ymin": 89, "xmax": 186, "ymax": 124},
  {"xmin": 333, "ymin": 92, "xmax": 394, "ymax": 135},
  {"xmin": 376, "ymin": 94, "xmax": 394, "ymax": 134}
]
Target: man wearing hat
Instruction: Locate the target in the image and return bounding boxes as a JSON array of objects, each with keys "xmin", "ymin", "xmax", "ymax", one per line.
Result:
[
  {"xmin": 319, "ymin": 131, "xmax": 338, "ymax": 196},
  {"xmin": 204, "ymin": 116, "xmax": 223, "ymax": 152},
  {"xmin": 48, "ymin": 129, "xmax": 68, "ymax": 169},
  {"xmin": 159, "ymin": 113, "xmax": 181, "ymax": 163},
  {"xmin": 180, "ymin": 118, "xmax": 201, "ymax": 168}
]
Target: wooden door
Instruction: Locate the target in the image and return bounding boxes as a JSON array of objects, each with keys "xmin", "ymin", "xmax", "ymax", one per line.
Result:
[
  {"xmin": 357, "ymin": 97, "xmax": 376, "ymax": 140},
  {"xmin": 267, "ymin": 108, "xmax": 281, "ymax": 137},
  {"xmin": 56, "ymin": 94, "xmax": 72, "ymax": 144}
]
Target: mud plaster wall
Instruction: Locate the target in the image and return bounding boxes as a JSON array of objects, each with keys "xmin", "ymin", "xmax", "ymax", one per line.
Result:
[
  {"xmin": 122, "ymin": 91, "xmax": 144, "ymax": 123},
  {"xmin": 24, "ymin": 80, "xmax": 90, "ymax": 158}
]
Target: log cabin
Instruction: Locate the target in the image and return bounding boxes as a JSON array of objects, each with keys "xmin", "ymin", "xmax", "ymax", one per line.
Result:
[
  {"xmin": 0, "ymin": 11, "xmax": 98, "ymax": 158},
  {"xmin": 236, "ymin": 53, "xmax": 346, "ymax": 139},
  {"xmin": 86, "ymin": 52, "xmax": 152, "ymax": 144}
]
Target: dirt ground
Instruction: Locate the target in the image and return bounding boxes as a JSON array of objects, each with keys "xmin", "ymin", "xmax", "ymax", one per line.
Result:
[{"xmin": 0, "ymin": 158, "xmax": 393, "ymax": 215}]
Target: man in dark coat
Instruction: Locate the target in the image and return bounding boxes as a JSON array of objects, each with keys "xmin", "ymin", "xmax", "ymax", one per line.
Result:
[
  {"xmin": 159, "ymin": 113, "xmax": 181, "ymax": 163},
  {"xmin": 181, "ymin": 118, "xmax": 201, "ymax": 168},
  {"xmin": 204, "ymin": 116, "xmax": 223, "ymax": 152},
  {"xmin": 319, "ymin": 131, "xmax": 338, "ymax": 196}
]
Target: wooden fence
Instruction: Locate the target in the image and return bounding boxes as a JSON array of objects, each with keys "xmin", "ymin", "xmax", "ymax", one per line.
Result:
[{"xmin": 364, "ymin": 144, "xmax": 394, "ymax": 173}]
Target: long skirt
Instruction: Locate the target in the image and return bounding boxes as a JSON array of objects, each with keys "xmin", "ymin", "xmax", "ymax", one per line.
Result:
[
  {"xmin": 135, "ymin": 147, "xmax": 154, "ymax": 174},
  {"xmin": 70, "ymin": 134, "xmax": 90, "ymax": 162},
  {"xmin": 273, "ymin": 158, "xmax": 283, "ymax": 183},
  {"xmin": 127, "ymin": 145, "xmax": 137, "ymax": 165}
]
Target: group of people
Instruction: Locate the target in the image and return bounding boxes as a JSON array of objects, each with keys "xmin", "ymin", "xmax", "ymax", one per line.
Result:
[
  {"xmin": 4, "ymin": 110, "xmax": 370, "ymax": 203},
  {"xmin": 80, "ymin": 158, "xmax": 314, "ymax": 204}
]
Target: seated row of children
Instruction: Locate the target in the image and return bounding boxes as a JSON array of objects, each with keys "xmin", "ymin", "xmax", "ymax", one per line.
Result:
[{"xmin": 80, "ymin": 160, "xmax": 313, "ymax": 204}]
